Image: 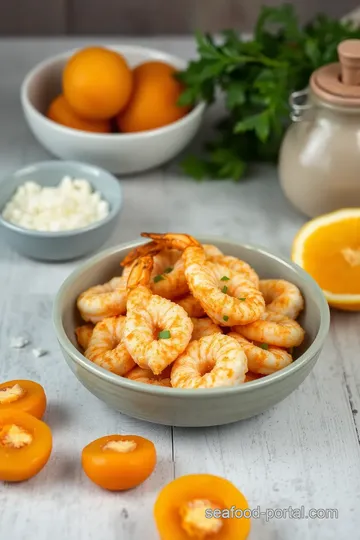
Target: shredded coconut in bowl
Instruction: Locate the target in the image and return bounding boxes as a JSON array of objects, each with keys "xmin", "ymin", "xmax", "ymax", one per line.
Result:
[{"xmin": 1, "ymin": 176, "xmax": 110, "ymax": 232}]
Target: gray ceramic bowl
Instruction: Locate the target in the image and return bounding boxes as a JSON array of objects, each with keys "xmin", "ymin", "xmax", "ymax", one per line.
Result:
[
  {"xmin": 53, "ymin": 237, "xmax": 330, "ymax": 427},
  {"xmin": 0, "ymin": 161, "xmax": 122, "ymax": 261}
]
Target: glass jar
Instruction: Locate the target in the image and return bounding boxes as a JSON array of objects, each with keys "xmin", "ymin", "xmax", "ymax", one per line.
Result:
[{"xmin": 279, "ymin": 39, "xmax": 360, "ymax": 218}]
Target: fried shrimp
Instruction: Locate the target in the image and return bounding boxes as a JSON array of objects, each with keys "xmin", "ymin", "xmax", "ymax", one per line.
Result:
[
  {"xmin": 123, "ymin": 255, "xmax": 193, "ymax": 375},
  {"xmin": 76, "ymin": 264, "xmax": 133, "ymax": 323},
  {"xmin": 202, "ymin": 244, "xmax": 223, "ymax": 258},
  {"xmin": 228, "ymin": 332, "xmax": 293, "ymax": 375},
  {"xmin": 191, "ymin": 317, "xmax": 222, "ymax": 341},
  {"xmin": 233, "ymin": 311, "xmax": 305, "ymax": 348},
  {"xmin": 245, "ymin": 372, "xmax": 263, "ymax": 382},
  {"xmin": 171, "ymin": 334, "xmax": 248, "ymax": 389},
  {"xmin": 141, "ymin": 233, "xmax": 265, "ymax": 326},
  {"xmin": 126, "ymin": 366, "xmax": 172, "ymax": 387},
  {"xmin": 141, "ymin": 232, "xmax": 201, "ymax": 250},
  {"xmin": 121, "ymin": 241, "xmax": 164, "ymax": 267},
  {"xmin": 185, "ymin": 248, "xmax": 265, "ymax": 326},
  {"xmin": 209, "ymin": 255, "xmax": 260, "ymax": 288},
  {"xmin": 75, "ymin": 324, "xmax": 94, "ymax": 350},
  {"xmin": 260, "ymin": 279, "xmax": 304, "ymax": 320},
  {"xmin": 150, "ymin": 249, "xmax": 189, "ymax": 299},
  {"xmin": 121, "ymin": 241, "xmax": 188, "ymax": 300},
  {"xmin": 85, "ymin": 316, "xmax": 135, "ymax": 375},
  {"xmin": 176, "ymin": 294, "xmax": 206, "ymax": 318},
  {"xmin": 74, "ymin": 231, "xmax": 308, "ymax": 387}
]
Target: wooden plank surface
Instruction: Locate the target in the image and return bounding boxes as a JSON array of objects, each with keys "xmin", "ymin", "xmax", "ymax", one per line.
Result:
[{"xmin": 0, "ymin": 37, "xmax": 359, "ymax": 540}]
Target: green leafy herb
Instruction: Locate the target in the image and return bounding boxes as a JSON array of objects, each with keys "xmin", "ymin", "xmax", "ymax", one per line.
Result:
[
  {"xmin": 177, "ymin": 5, "xmax": 360, "ymax": 181},
  {"xmin": 158, "ymin": 330, "xmax": 171, "ymax": 339},
  {"xmin": 238, "ymin": 297, "xmax": 246, "ymax": 301},
  {"xmin": 259, "ymin": 343, "xmax": 269, "ymax": 350},
  {"xmin": 164, "ymin": 267, "xmax": 173, "ymax": 274},
  {"xmin": 220, "ymin": 276, "xmax": 230, "ymax": 281},
  {"xmin": 223, "ymin": 315, "xmax": 229, "ymax": 322},
  {"xmin": 221, "ymin": 285, "xmax": 228, "ymax": 294},
  {"xmin": 154, "ymin": 275, "xmax": 165, "ymax": 283}
]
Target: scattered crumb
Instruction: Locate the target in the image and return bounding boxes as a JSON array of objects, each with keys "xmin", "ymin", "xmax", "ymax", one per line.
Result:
[
  {"xmin": 32, "ymin": 348, "xmax": 47, "ymax": 358},
  {"xmin": 10, "ymin": 336, "xmax": 29, "ymax": 349}
]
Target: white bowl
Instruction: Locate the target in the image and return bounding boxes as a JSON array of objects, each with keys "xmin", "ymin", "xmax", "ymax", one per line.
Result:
[{"xmin": 20, "ymin": 45, "xmax": 205, "ymax": 175}]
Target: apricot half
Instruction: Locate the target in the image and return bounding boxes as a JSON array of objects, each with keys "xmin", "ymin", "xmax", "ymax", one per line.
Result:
[
  {"xmin": 81, "ymin": 434, "xmax": 157, "ymax": 491},
  {"xmin": 0, "ymin": 379, "xmax": 47, "ymax": 419},
  {"xmin": 0, "ymin": 409, "xmax": 52, "ymax": 482},
  {"xmin": 154, "ymin": 474, "xmax": 251, "ymax": 539}
]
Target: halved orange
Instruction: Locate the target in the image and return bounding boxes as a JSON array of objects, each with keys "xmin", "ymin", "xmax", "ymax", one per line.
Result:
[{"xmin": 292, "ymin": 208, "xmax": 360, "ymax": 311}]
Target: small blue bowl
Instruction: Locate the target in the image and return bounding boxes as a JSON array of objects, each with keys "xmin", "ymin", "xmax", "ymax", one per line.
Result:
[{"xmin": 0, "ymin": 161, "xmax": 122, "ymax": 261}]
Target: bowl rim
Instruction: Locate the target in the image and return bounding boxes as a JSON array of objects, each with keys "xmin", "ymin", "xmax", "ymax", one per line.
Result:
[
  {"xmin": 0, "ymin": 160, "xmax": 122, "ymax": 238},
  {"xmin": 20, "ymin": 43, "xmax": 206, "ymax": 141},
  {"xmin": 53, "ymin": 236, "xmax": 331, "ymax": 397}
]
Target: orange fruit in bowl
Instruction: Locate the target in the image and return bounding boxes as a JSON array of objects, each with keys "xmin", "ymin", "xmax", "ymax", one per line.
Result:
[
  {"xmin": 63, "ymin": 47, "xmax": 133, "ymax": 120},
  {"xmin": 292, "ymin": 208, "xmax": 360, "ymax": 310},
  {"xmin": 46, "ymin": 95, "xmax": 111, "ymax": 133},
  {"xmin": 117, "ymin": 61, "xmax": 190, "ymax": 133}
]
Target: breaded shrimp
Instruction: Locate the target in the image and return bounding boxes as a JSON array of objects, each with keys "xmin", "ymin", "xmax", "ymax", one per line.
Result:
[
  {"xmin": 191, "ymin": 317, "xmax": 222, "ymax": 341},
  {"xmin": 260, "ymin": 279, "xmax": 304, "ymax": 320},
  {"xmin": 85, "ymin": 316, "xmax": 135, "ymax": 375},
  {"xmin": 171, "ymin": 334, "xmax": 248, "ymax": 389},
  {"xmin": 234, "ymin": 311, "xmax": 305, "ymax": 348},
  {"xmin": 228, "ymin": 332, "xmax": 293, "ymax": 375},
  {"xmin": 126, "ymin": 366, "xmax": 172, "ymax": 387},
  {"xmin": 75, "ymin": 324, "xmax": 94, "ymax": 350},
  {"xmin": 123, "ymin": 255, "xmax": 193, "ymax": 375}
]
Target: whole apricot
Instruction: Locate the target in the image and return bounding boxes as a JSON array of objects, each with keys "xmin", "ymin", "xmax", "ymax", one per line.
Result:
[
  {"xmin": 63, "ymin": 47, "xmax": 133, "ymax": 120},
  {"xmin": 117, "ymin": 61, "xmax": 190, "ymax": 133},
  {"xmin": 47, "ymin": 94, "xmax": 111, "ymax": 133}
]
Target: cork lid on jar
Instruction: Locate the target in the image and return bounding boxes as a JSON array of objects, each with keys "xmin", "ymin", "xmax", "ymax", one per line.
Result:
[{"xmin": 310, "ymin": 39, "xmax": 360, "ymax": 106}]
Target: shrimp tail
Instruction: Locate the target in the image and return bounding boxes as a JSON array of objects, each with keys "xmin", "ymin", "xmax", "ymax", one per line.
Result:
[
  {"xmin": 121, "ymin": 241, "xmax": 162, "ymax": 267},
  {"xmin": 141, "ymin": 232, "xmax": 200, "ymax": 251},
  {"xmin": 127, "ymin": 256, "xmax": 153, "ymax": 289}
]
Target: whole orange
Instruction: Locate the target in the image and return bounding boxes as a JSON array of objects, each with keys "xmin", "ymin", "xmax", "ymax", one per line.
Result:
[
  {"xmin": 63, "ymin": 47, "xmax": 133, "ymax": 120},
  {"xmin": 46, "ymin": 95, "xmax": 111, "ymax": 133},
  {"xmin": 117, "ymin": 61, "xmax": 190, "ymax": 133}
]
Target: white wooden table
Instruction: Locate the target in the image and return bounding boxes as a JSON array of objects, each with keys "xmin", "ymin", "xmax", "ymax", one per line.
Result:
[{"xmin": 0, "ymin": 37, "xmax": 359, "ymax": 540}]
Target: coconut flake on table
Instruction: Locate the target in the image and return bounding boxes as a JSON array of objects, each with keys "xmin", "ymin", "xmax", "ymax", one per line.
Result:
[
  {"xmin": 32, "ymin": 348, "xmax": 47, "ymax": 358},
  {"xmin": 10, "ymin": 336, "xmax": 30, "ymax": 348},
  {"xmin": 1, "ymin": 176, "xmax": 110, "ymax": 232}
]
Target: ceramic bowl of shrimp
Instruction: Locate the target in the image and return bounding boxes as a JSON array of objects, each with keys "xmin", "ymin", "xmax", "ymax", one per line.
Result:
[{"xmin": 53, "ymin": 234, "xmax": 330, "ymax": 427}]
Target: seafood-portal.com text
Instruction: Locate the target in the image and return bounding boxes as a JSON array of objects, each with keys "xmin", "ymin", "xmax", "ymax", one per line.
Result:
[{"xmin": 205, "ymin": 506, "xmax": 338, "ymax": 522}]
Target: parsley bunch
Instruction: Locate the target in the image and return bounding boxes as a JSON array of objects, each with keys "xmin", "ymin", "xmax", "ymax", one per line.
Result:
[{"xmin": 177, "ymin": 4, "xmax": 360, "ymax": 181}]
